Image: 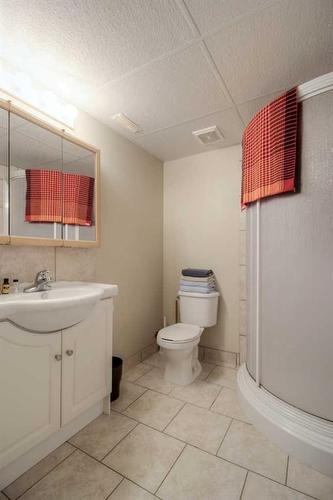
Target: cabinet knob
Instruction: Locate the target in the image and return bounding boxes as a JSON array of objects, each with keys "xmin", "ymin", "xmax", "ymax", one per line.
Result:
[
  {"xmin": 54, "ymin": 354, "xmax": 62, "ymax": 361},
  {"xmin": 66, "ymin": 349, "xmax": 74, "ymax": 356}
]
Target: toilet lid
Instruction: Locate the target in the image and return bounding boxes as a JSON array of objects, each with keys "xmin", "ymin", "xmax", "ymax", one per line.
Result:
[{"xmin": 158, "ymin": 323, "xmax": 201, "ymax": 343}]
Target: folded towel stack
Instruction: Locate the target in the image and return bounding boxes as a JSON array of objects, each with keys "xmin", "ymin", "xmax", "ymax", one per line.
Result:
[{"xmin": 180, "ymin": 268, "xmax": 216, "ymax": 294}]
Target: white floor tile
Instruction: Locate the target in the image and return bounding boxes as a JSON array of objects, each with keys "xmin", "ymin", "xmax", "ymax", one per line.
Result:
[
  {"xmin": 20, "ymin": 450, "xmax": 122, "ymax": 500},
  {"xmin": 197, "ymin": 362, "xmax": 216, "ymax": 380},
  {"xmin": 287, "ymin": 457, "xmax": 333, "ymax": 500},
  {"xmin": 3, "ymin": 443, "xmax": 75, "ymax": 499},
  {"xmin": 211, "ymin": 387, "xmax": 251, "ymax": 423},
  {"xmin": 136, "ymin": 367, "xmax": 175, "ymax": 394},
  {"xmin": 242, "ymin": 472, "xmax": 311, "ymax": 499},
  {"xmin": 165, "ymin": 403, "xmax": 231, "ymax": 454},
  {"xmin": 157, "ymin": 445, "xmax": 246, "ymax": 500},
  {"xmin": 123, "ymin": 363, "xmax": 153, "ymax": 382},
  {"xmin": 169, "ymin": 380, "xmax": 220, "ymax": 409},
  {"xmin": 109, "ymin": 479, "xmax": 156, "ymax": 499},
  {"xmin": 111, "ymin": 381, "xmax": 147, "ymax": 412},
  {"xmin": 124, "ymin": 390, "xmax": 184, "ymax": 430},
  {"xmin": 69, "ymin": 412, "xmax": 137, "ymax": 460},
  {"xmin": 103, "ymin": 424, "xmax": 184, "ymax": 493},
  {"xmin": 142, "ymin": 352, "xmax": 165, "ymax": 369},
  {"xmin": 206, "ymin": 366, "xmax": 238, "ymax": 389},
  {"xmin": 218, "ymin": 420, "xmax": 288, "ymax": 483}
]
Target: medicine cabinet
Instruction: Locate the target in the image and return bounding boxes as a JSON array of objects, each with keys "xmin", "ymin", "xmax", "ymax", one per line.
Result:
[{"xmin": 0, "ymin": 101, "xmax": 100, "ymax": 247}]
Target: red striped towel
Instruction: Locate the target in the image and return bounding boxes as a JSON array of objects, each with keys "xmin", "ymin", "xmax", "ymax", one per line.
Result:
[
  {"xmin": 63, "ymin": 173, "xmax": 94, "ymax": 226},
  {"xmin": 25, "ymin": 170, "xmax": 94, "ymax": 226},
  {"xmin": 25, "ymin": 169, "xmax": 62, "ymax": 223},
  {"xmin": 241, "ymin": 88, "xmax": 298, "ymax": 208}
]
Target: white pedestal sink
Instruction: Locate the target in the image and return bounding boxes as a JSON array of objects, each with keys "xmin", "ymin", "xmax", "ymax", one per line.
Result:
[{"xmin": 0, "ymin": 281, "xmax": 118, "ymax": 332}]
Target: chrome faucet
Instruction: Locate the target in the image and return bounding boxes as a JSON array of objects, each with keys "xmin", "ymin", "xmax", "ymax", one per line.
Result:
[{"xmin": 24, "ymin": 270, "xmax": 53, "ymax": 293}]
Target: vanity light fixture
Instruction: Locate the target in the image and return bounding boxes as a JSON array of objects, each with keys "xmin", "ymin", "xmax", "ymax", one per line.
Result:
[
  {"xmin": 111, "ymin": 112, "xmax": 140, "ymax": 133},
  {"xmin": 0, "ymin": 60, "xmax": 78, "ymax": 129}
]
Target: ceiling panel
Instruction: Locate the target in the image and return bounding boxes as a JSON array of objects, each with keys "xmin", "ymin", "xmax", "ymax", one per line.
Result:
[
  {"xmin": 206, "ymin": 0, "xmax": 333, "ymax": 103},
  {"xmin": 185, "ymin": 0, "xmax": 275, "ymax": 35},
  {"xmin": 238, "ymin": 91, "xmax": 284, "ymax": 125},
  {"xmin": 0, "ymin": 0, "xmax": 194, "ymax": 89},
  {"xmin": 87, "ymin": 44, "xmax": 231, "ymax": 134},
  {"xmin": 1, "ymin": 0, "xmax": 332, "ymax": 161},
  {"xmin": 132, "ymin": 108, "xmax": 244, "ymax": 161}
]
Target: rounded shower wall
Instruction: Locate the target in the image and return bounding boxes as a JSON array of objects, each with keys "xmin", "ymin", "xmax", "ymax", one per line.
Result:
[{"xmin": 238, "ymin": 73, "xmax": 333, "ymax": 477}]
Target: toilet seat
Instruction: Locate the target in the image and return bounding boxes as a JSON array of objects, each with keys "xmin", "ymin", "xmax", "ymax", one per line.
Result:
[
  {"xmin": 158, "ymin": 323, "xmax": 201, "ymax": 344},
  {"xmin": 157, "ymin": 323, "xmax": 204, "ymax": 385}
]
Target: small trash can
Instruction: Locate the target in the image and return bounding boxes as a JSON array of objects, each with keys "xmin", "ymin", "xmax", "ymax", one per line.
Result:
[{"xmin": 111, "ymin": 356, "xmax": 123, "ymax": 401}]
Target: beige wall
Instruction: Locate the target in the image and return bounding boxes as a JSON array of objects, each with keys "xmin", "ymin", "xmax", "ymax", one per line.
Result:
[
  {"xmin": 0, "ymin": 246, "xmax": 97, "ymax": 283},
  {"xmin": 0, "ymin": 108, "xmax": 164, "ymax": 361},
  {"xmin": 163, "ymin": 146, "xmax": 242, "ymax": 354},
  {"xmin": 74, "ymin": 111, "xmax": 164, "ymax": 359}
]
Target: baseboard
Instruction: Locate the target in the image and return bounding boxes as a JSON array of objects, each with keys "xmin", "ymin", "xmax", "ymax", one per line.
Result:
[
  {"xmin": 199, "ymin": 344, "xmax": 238, "ymax": 368},
  {"xmin": 123, "ymin": 342, "xmax": 158, "ymax": 372}
]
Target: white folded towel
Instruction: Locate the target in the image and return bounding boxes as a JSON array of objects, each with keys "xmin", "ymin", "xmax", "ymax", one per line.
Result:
[
  {"xmin": 180, "ymin": 284, "xmax": 216, "ymax": 294},
  {"xmin": 181, "ymin": 275, "xmax": 215, "ymax": 283},
  {"xmin": 180, "ymin": 279, "xmax": 215, "ymax": 289}
]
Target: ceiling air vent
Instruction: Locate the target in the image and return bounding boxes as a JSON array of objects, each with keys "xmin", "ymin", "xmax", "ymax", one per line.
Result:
[{"xmin": 192, "ymin": 126, "xmax": 224, "ymax": 145}]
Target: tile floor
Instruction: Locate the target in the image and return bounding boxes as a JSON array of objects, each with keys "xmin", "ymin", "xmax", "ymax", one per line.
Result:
[{"xmin": 2, "ymin": 352, "xmax": 333, "ymax": 500}]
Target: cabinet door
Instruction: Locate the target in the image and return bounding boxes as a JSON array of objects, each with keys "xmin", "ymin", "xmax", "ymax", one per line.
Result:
[
  {"xmin": 0, "ymin": 323, "xmax": 61, "ymax": 468},
  {"xmin": 61, "ymin": 300, "xmax": 112, "ymax": 425}
]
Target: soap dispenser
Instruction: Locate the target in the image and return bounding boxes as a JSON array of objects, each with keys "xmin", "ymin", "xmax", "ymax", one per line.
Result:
[{"xmin": 1, "ymin": 278, "xmax": 10, "ymax": 294}]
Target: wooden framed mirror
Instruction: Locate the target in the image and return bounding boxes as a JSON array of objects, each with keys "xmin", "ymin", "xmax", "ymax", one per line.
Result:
[
  {"xmin": 0, "ymin": 105, "xmax": 9, "ymax": 244},
  {"xmin": 0, "ymin": 100, "xmax": 100, "ymax": 248}
]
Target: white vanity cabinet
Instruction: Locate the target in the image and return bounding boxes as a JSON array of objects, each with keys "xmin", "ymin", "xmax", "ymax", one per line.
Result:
[
  {"xmin": 62, "ymin": 301, "xmax": 111, "ymax": 425},
  {"xmin": 0, "ymin": 324, "xmax": 61, "ymax": 468},
  {"xmin": 0, "ymin": 285, "xmax": 117, "ymax": 488}
]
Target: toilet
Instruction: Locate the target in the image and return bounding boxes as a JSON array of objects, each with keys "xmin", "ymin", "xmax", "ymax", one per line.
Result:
[{"xmin": 157, "ymin": 290, "xmax": 219, "ymax": 385}]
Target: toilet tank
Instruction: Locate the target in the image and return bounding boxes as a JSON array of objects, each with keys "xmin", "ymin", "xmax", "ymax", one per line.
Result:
[{"xmin": 179, "ymin": 291, "xmax": 219, "ymax": 327}]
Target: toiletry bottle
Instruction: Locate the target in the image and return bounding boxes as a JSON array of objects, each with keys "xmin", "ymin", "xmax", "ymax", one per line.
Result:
[
  {"xmin": 2, "ymin": 278, "xmax": 10, "ymax": 294},
  {"xmin": 12, "ymin": 279, "xmax": 19, "ymax": 293}
]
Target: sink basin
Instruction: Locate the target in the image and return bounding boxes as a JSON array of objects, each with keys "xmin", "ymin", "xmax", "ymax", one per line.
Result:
[{"xmin": 0, "ymin": 282, "xmax": 118, "ymax": 332}]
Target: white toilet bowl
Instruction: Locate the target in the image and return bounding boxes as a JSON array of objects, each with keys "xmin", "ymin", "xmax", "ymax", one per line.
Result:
[
  {"xmin": 157, "ymin": 323, "xmax": 204, "ymax": 385},
  {"xmin": 157, "ymin": 290, "xmax": 219, "ymax": 386}
]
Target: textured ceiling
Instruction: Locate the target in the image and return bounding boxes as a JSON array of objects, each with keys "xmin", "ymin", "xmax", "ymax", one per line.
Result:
[{"xmin": 0, "ymin": 0, "xmax": 332, "ymax": 161}]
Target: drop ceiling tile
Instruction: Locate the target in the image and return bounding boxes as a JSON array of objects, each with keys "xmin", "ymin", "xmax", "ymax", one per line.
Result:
[
  {"xmin": 185, "ymin": 0, "xmax": 275, "ymax": 35},
  {"xmin": 238, "ymin": 90, "xmax": 284, "ymax": 125},
  {"xmin": 132, "ymin": 108, "xmax": 244, "ymax": 161},
  {"xmin": 0, "ymin": 0, "xmax": 194, "ymax": 90},
  {"xmin": 88, "ymin": 44, "xmax": 231, "ymax": 134},
  {"xmin": 206, "ymin": 0, "xmax": 333, "ymax": 103}
]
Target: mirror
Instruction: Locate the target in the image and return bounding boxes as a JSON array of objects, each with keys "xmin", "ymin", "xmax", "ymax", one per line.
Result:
[
  {"xmin": 9, "ymin": 112, "xmax": 63, "ymax": 241},
  {"xmin": 62, "ymin": 138, "xmax": 97, "ymax": 243},
  {"xmin": 0, "ymin": 107, "xmax": 9, "ymax": 240},
  {"xmin": 3, "ymin": 105, "xmax": 99, "ymax": 247}
]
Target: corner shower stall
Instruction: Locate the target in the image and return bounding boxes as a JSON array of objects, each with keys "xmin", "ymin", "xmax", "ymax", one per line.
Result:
[{"xmin": 238, "ymin": 72, "xmax": 333, "ymax": 477}]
